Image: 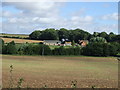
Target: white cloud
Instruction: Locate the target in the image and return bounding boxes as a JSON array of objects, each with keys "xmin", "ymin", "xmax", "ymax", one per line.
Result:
[
  {"xmin": 71, "ymin": 16, "xmax": 93, "ymax": 22},
  {"xmin": 94, "ymin": 24, "xmax": 118, "ymax": 34},
  {"xmin": 102, "ymin": 12, "xmax": 118, "ymax": 20},
  {"xmin": 2, "ymin": 2, "xmax": 118, "ymax": 34},
  {"xmin": 2, "ymin": 10, "xmax": 14, "ymax": 17},
  {"xmin": 2, "ymin": 2, "xmax": 64, "ymax": 33}
]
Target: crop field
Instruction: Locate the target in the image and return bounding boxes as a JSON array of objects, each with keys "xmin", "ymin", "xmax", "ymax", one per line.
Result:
[
  {"xmin": 0, "ymin": 34, "xmax": 29, "ymax": 38},
  {"xmin": 2, "ymin": 55, "xmax": 118, "ymax": 88},
  {"xmin": 1, "ymin": 38, "xmax": 43, "ymax": 43}
]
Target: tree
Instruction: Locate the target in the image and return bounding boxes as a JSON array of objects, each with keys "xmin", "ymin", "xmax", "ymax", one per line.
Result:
[
  {"xmin": 68, "ymin": 29, "xmax": 90, "ymax": 42},
  {"xmin": 109, "ymin": 42, "xmax": 119, "ymax": 56},
  {"xmin": 0, "ymin": 39, "xmax": 4, "ymax": 46},
  {"xmin": 102, "ymin": 43, "xmax": 109, "ymax": 56},
  {"xmin": 106, "ymin": 32, "xmax": 116, "ymax": 42},
  {"xmin": 99, "ymin": 32, "xmax": 108, "ymax": 39},
  {"xmin": 29, "ymin": 30, "xmax": 41, "ymax": 40},
  {"xmin": 114, "ymin": 35, "xmax": 120, "ymax": 43},
  {"xmin": 40, "ymin": 28, "xmax": 58, "ymax": 40},
  {"xmin": 0, "ymin": 39, "xmax": 4, "ymax": 54},
  {"xmin": 82, "ymin": 42, "xmax": 118, "ymax": 56},
  {"xmin": 6, "ymin": 41, "xmax": 17, "ymax": 54},
  {"xmin": 93, "ymin": 32, "xmax": 99, "ymax": 37},
  {"xmin": 82, "ymin": 42, "xmax": 104, "ymax": 56},
  {"xmin": 90, "ymin": 37, "xmax": 107, "ymax": 43},
  {"xmin": 23, "ymin": 44, "xmax": 34, "ymax": 55},
  {"xmin": 2, "ymin": 45, "xmax": 7, "ymax": 54},
  {"xmin": 18, "ymin": 43, "xmax": 29, "ymax": 55},
  {"xmin": 108, "ymin": 43, "xmax": 118, "ymax": 56},
  {"xmin": 58, "ymin": 28, "xmax": 70, "ymax": 40}
]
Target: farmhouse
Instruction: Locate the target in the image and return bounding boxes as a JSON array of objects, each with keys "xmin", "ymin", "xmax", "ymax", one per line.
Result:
[{"xmin": 78, "ymin": 40, "xmax": 88, "ymax": 47}]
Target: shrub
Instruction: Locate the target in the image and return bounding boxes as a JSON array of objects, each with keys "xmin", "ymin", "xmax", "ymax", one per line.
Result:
[
  {"xmin": 82, "ymin": 42, "xmax": 118, "ymax": 56},
  {"xmin": 23, "ymin": 44, "xmax": 34, "ymax": 55},
  {"xmin": 108, "ymin": 43, "xmax": 118, "ymax": 56},
  {"xmin": 53, "ymin": 46, "xmax": 81, "ymax": 55},
  {"xmin": 38, "ymin": 44, "xmax": 52, "ymax": 55},
  {"xmin": 82, "ymin": 43, "xmax": 104, "ymax": 56},
  {"xmin": 6, "ymin": 41, "xmax": 17, "ymax": 54},
  {"xmin": 0, "ymin": 39, "xmax": 3, "ymax": 54}
]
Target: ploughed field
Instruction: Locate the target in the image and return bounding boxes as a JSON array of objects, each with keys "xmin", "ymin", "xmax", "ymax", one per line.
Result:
[{"xmin": 2, "ymin": 55, "xmax": 118, "ymax": 88}]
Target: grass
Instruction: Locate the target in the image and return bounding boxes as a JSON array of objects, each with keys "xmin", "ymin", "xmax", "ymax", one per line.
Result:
[{"xmin": 2, "ymin": 55, "xmax": 118, "ymax": 88}]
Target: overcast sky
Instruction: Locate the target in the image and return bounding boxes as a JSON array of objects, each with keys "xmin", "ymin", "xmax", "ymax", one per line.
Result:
[{"xmin": 1, "ymin": 1, "xmax": 118, "ymax": 34}]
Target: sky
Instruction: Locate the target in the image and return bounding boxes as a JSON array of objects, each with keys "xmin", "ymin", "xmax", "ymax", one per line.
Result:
[{"xmin": 1, "ymin": 1, "xmax": 118, "ymax": 34}]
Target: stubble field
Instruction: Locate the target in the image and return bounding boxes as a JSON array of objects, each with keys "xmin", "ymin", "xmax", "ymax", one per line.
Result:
[{"xmin": 2, "ymin": 55, "xmax": 118, "ymax": 88}]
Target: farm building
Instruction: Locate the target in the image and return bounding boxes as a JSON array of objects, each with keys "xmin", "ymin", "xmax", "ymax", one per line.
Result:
[
  {"xmin": 44, "ymin": 40, "xmax": 61, "ymax": 45},
  {"xmin": 61, "ymin": 39, "xmax": 72, "ymax": 46},
  {"xmin": 78, "ymin": 40, "xmax": 88, "ymax": 47}
]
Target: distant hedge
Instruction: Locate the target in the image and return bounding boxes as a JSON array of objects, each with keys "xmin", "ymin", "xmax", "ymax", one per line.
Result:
[
  {"xmin": 1, "ymin": 39, "xmax": 120, "ymax": 57},
  {"xmin": 52, "ymin": 46, "xmax": 81, "ymax": 55}
]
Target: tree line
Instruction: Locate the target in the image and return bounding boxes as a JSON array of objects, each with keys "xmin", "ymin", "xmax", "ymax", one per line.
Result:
[
  {"xmin": 1, "ymin": 39, "xmax": 120, "ymax": 57},
  {"xmin": 29, "ymin": 28, "xmax": 120, "ymax": 43}
]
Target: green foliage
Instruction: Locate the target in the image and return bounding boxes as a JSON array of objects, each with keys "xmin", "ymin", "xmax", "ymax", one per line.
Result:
[
  {"xmin": 82, "ymin": 43, "xmax": 104, "ymax": 56},
  {"xmin": 17, "ymin": 78, "xmax": 24, "ymax": 88},
  {"xmin": 106, "ymin": 32, "xmax": 116, "ymax": 42},
  {"xmin": 71, "ymin": 40, "xmax": 75, "ymax": 46},
  {"xmin": 2, "ymin": 41, "xmax": 119, "ymax": 56},
  {"xmin": 99, "ymin": 32, "xmax": 108, "ymax": 38},
  {"xmin": 9, "ymin": 65, "xmax": 14, "ymax": 88},
  {"xmin": 0, "ymin": 39, "xmax": 4, "ymax": 54},
  {"xmin": 71, "ymin": 80, "xmax": 77, "ymax": 88},
  {"xmin": 29, "ymin": 28, "xmax": 91, "ymax": 42},
  {"xmin": 18, "ymin": 44, "xmax": 52, "ymax": 55},
  {"xmin": 2, "ymin": 44, "xmax": 7, "ymax": 54},
  {"xmin": 108, "ymin": 43, "xmax": 118, "ymax": 56},
  {"xmin": 0, "ymin": 38, "xmax": 4, "ymax": 45},
  {"xmin": 91, "ymin": 85, "xmax": 96, "ymax": 90},
  {"xmin": 53, "ymin": 46, "xmax": 81, "ymax": 55},
  {"xmin": 2, "ymin": 33, "xmax": 119, "ymax": 57},
  {"xmin": 17, "ymin": 44, "xmax": 28, "ymax": 55},
  {"xmin": 114, "ymin": 35, "xmax": 120, "ymax": 43},
  {"xmin": 93, "ymin": 32, "xmax": 99, "ymax": 37},
  {"xmin": 29, "ymin": 28, "xmax": 119, "ymax": 44},
  {"xmin": 90, "ymin": 37, "xmax": 107, "ymax": 43},
  {"xmin": 8, "ymin": 65, "xmax": 24, "ymax": 88},
  {"xmin": 42, "ymin": 84, "xmax": 47, "ymax": 88},
  {"xmin": 82, "ymin": 42, "xmax": 118, "ymax": 56},
  {"xmin": 58, "ymin": 28, "xmax": 70, "ymax": 40},
  {"xmin": 39, "ymin": 28, "xmax": 59, "ymax": 40},
  {"xmin": 6, "ymin": 41, "xmax": 17, "ymax": 54},
  {"xmin": 111, "ymin": 42, "xmax": 120, "ymax": 53},
  {"xmin": 68, "ymin": 29, "xmax": 90, "ymax": 42},
  {"xmin": 29, "ymin": 30, "xmax": 41, "ymax": 40}
]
